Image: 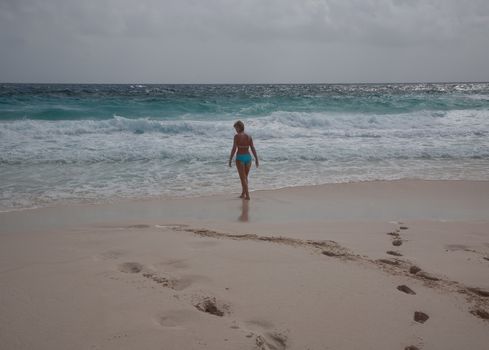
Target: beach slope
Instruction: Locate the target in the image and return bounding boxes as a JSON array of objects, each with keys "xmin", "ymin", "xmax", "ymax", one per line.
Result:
[{"xmin": 1, "ymin": 180, "xmax": 488, "ymax": 349}]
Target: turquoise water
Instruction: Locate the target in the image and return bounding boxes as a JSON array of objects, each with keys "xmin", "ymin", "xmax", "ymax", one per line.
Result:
[
  {"xmin": 2, "ymin": 83, "xmax": 489, "ymax": 120},
  {"xmin": 1, "ymin": 83, "xmax": 489, "ymax": 211}
]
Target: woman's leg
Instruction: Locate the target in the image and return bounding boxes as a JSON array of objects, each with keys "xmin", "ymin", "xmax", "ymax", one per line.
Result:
[
  {"xmin": 238, "ymin": 161, "xmax": 245, "ymax": 198},
  {"xmin": 244, "ymin": 162, "xmax": 252, "ymax": 193},
  {"xmin": 245, "ymin": 162, "xmax": 252, "ymax": 178},
  {"xmin": 235, "ymin": 160, "xmax": 250, "ymax": 200}
]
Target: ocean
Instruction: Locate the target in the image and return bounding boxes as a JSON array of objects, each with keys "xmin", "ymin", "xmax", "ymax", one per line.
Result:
[{"xmin": 1, "ymin": 83, "xmax": 488, "ymax": 212}]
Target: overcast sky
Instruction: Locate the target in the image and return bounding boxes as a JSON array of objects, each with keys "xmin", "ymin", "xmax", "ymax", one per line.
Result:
[{"xmin": 1, "ymin": 0, "xmax": 488, "ymax": 83}]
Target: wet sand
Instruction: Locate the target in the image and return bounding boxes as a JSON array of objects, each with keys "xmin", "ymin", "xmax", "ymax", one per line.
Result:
[{"xmin": 1, "ymin": 180, "xmax": 488, "ymax": 349}]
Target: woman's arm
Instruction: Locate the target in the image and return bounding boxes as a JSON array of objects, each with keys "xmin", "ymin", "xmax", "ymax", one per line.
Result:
[
  {"xmin": 250, "ymin": 136, "xmax": 259, "ymax": 167},
  {"xmin": 229, "ymin": 135, "xmax": 237, "ymax": 167}
]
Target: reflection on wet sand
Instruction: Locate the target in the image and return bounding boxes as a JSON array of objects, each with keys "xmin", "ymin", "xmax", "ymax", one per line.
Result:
[{"xmin": 238, "ymin": 199, "xmax": 249, "ymax": 222}]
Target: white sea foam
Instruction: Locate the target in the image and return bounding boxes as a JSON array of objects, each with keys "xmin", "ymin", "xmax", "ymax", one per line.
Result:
[
  {"xmin": 1, "ymin": 109, "xmax": 489, "ymax": 211},
  {"xmin": 2, "ymin": 108, "xmax": 488, "ymax": 138}
]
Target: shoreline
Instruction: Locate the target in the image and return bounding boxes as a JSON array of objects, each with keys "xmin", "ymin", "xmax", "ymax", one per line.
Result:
[
  {"xmin": 0, "ymin": 179, "xmax": 489, "ymax": 228},
  {"xmin": 2, "ymin": 177, "xmax": 489, "ymax": 215},
  {"xmin": 2, "ymin": 179, "xmax": 488, "ymax": 234}
]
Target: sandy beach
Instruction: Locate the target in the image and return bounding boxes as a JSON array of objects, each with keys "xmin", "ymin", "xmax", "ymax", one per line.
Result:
[{"xmin": 1, "ymin": 180, "xmax": 489, "ymax": 350}]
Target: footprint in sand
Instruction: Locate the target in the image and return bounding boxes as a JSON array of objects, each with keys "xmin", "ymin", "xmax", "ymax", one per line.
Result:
[
  {"xmin": 155, "ymin": 309, "xmax": 198, "ymax": 330},
  {"xmin": 392, "ymin": 239, "xmax": 403, "ymax": 246},
  {"xmin": 192, "ymin": 296, "xmax": 229, "ymax": 317},
  {"xmin": 244, "ymin": 320, "xmax": 288, "ymax": 350},
  {"xmin": 118, "ymin": 262, "xmax": 144, "ymax": 273},
  {"xmin": 386, "ymin": 250, "xmax": 403, "ymax": 257},
  {"xmin": 409, "ymin": 266, "xmax": 422, "ymax": 274},
  {"xmin": 404, "ymin": 346, "xmax": 420, "ymax": 350},
  {"xmin": 255, "ymin": 332, "xmax": 288, "ymax": 350},
  {"xmin": 399, "ymin": 226, "xmax": 409, "ymax": 230},
  {"xmin": 414, "ymin": 311, "xmax": 429, "ymax": 323},
  {"xmin": 397, "ymin": 285, "xmax": 416, "ymax": 295}
]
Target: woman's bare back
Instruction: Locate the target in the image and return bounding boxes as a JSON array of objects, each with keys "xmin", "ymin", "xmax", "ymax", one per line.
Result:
[{"xmin": 235, "ymin": 133, "xmax": 251, "ymax": 154}]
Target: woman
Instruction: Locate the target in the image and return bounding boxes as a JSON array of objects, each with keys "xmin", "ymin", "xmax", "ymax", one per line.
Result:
[{"xmin": 229, "ymin": 120, "xmax": 259, "ymax": 200}]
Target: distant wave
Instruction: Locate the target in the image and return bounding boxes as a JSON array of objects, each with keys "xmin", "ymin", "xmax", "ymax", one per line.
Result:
[
  {"xmin": 2, "ymin": 83, "xmax": 489, "ymax": 121},
  {"xmin": 1, "ymin": 109, "xmax": 488, "ymax": 166},
  {"xmin": 1, "ymin": 108, "xmax": 488, "ymax": 137}
]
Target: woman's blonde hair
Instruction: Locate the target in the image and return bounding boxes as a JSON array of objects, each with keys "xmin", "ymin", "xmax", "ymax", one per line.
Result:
[{"xmin": 233, "ymin": 120, "xmax": 245, "ymax": 132}]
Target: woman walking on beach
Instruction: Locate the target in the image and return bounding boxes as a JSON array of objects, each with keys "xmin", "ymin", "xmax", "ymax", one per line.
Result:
[{"xmin": 229, "ymin": 120, "xmax": 259, "ymax": 200}]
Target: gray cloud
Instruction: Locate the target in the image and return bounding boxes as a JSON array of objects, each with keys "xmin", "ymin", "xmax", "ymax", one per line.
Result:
[{"xmin": 1, "ymin": 0, "xmax": 488, "ymax": 83}]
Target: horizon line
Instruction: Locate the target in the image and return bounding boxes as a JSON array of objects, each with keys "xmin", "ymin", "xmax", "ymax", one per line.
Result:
[{"xmin": 2, "ymin": 80, "xmax": 489, "ymax": 85}]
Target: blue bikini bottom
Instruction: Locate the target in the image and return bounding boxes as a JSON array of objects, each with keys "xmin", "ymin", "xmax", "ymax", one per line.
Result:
[{"xmin": 236, "ymin": 153, "xmax": 252, "ymax": 165}]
